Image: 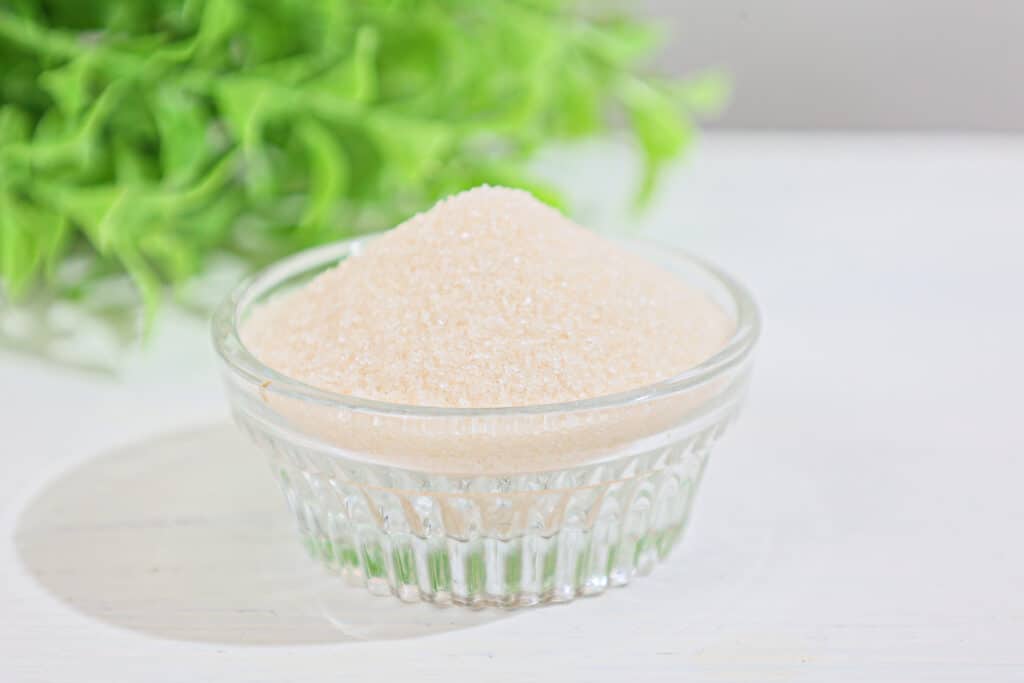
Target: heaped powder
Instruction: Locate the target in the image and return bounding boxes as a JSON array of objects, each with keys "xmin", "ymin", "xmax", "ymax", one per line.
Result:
[{"xmin": 243, "ymin": 186, "xmax": 732, "ymax": 409}]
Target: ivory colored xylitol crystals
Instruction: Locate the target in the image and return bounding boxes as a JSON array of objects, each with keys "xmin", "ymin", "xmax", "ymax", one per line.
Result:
[{"xmin": 243, "ymin": 186, "xmax": 732, "ymax": 410}]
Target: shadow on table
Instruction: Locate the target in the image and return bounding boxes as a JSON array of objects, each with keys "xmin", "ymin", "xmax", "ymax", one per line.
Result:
[{"xmin": 15, "ymin": 423, "xmax": 515, "ymax": 645}]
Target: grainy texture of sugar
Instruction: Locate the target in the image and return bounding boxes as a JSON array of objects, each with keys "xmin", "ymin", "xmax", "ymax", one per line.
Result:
[{"xmin": 243, "ymin": 186, "xmax": 733, "ymax": 409}]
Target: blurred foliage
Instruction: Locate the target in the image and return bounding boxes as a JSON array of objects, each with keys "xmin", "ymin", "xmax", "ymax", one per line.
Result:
[{"xmin": 0, "ymin": 0, "xmax": 727, "ymax": 327}]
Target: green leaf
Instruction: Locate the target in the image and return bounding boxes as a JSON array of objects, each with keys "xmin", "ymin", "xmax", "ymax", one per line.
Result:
[
  {"xmin": 114, "ymin": 139, "xmax": 150, "ymax": 183},
  {"xmin": 0, "ymin": 193, "xmax": 41, "ymax": 299},
  {"xmin": 308, "ymin": 23, "xmax": 379, "ymax": 105},
  {"xmin": 45, "ymin": 185, "xmax": 126, "ymax": 253},
  {"xmin": 674, "ymin": 71, "xmax": 731, "ymax": 116},
  {"xmin": 9, "ymin": 82, "xmax": 125, "ymax": 171},
  {"xmin": 296, "ymin": 118, "xmax": 349, "ymax": 236},
  {"xmin": 552, "ymin": 63, "xmax": 601, "ymax": 137},
  {"xmin": 38, "ymin": 57, "xmax": 93, "ymax": 118},
  {"xmin": 153, "ymin": 88, "xmax": 209, "ymax": 185},
  {"xmin": 0, "ymin": 105, "xmax": 31, "ymax": 144},
  {"xmin": 585, "ymin": 19, "xmax": 662, "ymax": 67},
  {"xmin": 0, "ymin": 107, "xmax": 32, "ymax": 180},
  {"xmin": 168, "ymin": 151, "xmax": 241, "ymax": 213},
  {"xmin": 115, "ymin": 242, "xmax": 161, "ymax": 335},
  {"xmin": 140, "ymin": 231, "xmax": 198, "ymax": 284},
  {"xmin": 195, "ymin": 0, "xmax": 244, "ymax": 59},
  {"xmin": 368, "ymin": 115, "xmax": 454, "ymax": 184},
  {"xmin": 215, "ymin": 77, "xmax": 277, "ymax": 197},
  {"xmin": 41, "ymin": 214, "xmax": 70, "ymax": 283},
  {"xmin": 182, "ymin": 187, "xmax": 244, "ymax": 246},
  {"xmin": 622, "ymin": 78, "xmax": 693, "ymax": 205},
  {"xmin": 329, "ymin": 25, "xmax": 378, "ymax": 103},
  {"xmin": 0, "ymin": 193, "xmax": 67, "ymax": 298},
  {"xmin": 317, "ymin": 1, "xmax": 352, "ymax": 54},
  {"xmin": 215, "ymin": 78, "xmax": 270, "ymax": 147}
]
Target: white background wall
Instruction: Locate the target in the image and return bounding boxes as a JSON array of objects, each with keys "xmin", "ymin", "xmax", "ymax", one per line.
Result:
[{"xmin": 646, "ymin": 0, "xmax": 1024, "ymax": 130}]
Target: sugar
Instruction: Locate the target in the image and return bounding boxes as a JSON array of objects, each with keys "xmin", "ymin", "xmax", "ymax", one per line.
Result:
[{"xmin": 243, "ymin": 186, "xmax": 732, "ymax": 409}]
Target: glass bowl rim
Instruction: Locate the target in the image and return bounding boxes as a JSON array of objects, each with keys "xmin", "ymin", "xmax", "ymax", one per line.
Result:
[{"xmin": 212, "ymin": 236, "xmax": 761, "ymax": 418}]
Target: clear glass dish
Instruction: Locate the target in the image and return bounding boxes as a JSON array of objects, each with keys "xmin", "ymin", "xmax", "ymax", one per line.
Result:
[{"xmin": 212, "ymin": 237, "xmax": 760, "ymax": 608}]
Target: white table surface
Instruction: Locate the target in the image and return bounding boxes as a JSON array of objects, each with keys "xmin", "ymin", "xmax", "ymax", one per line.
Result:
[{"xmin": 3, "ymin": 133, "xmax": 1023, "ymax": 682}]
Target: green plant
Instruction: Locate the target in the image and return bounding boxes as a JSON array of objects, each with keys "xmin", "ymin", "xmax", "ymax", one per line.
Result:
[{"xmin": 0, "ymin": 0, "xmax": 726, "ymax": 327}]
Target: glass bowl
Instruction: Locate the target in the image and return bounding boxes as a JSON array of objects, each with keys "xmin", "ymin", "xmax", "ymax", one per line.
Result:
[{"xmin": 212, "ymin": 237, "xmax": 760, "ymax": 608}]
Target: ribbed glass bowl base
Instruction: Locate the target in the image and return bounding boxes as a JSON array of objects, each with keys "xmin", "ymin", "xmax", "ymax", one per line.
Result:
[{"xmin": 234, "ymin": 410, "xmax": 735, "ymax": 609}]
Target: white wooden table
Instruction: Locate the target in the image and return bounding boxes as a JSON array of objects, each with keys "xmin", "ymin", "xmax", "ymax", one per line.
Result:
[{"xmin": 3, "ymin": 134, "xmax": 1023, "ymax": 682}]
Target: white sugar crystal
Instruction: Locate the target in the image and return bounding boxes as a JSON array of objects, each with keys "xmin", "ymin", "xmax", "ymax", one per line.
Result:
[{"xmin": 243, "ymin": 186, "xmax": 732, "ymax": 408}]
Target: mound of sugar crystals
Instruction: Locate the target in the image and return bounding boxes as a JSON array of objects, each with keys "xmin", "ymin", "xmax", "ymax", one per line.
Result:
[{"xmin": 243, "ymin": 186, "xmax": 733, "ymax": 409}]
